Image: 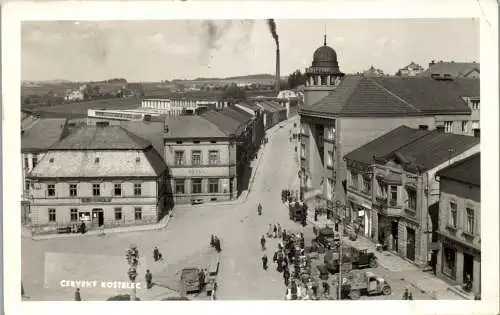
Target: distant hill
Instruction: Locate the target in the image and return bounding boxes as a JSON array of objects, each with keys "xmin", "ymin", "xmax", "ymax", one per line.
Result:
[{"xmin": 191, "ymin": 74, "xmax": 275, "ymax": 81}]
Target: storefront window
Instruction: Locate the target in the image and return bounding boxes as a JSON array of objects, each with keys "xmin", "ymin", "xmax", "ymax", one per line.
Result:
[{"xmin": 442, "ymin": 246, "xmax": 457, "ymax": 280}]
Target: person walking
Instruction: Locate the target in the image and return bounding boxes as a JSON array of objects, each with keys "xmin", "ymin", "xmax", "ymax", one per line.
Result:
[
  {"xmin": 312, "ymin": 280, "xmax": 319, "ymax": 299},
  {"xmin": 273, "ymin": 224, "xmax": 278, "ymax": 238},
  {"xmin": 277, "ymin": 223, "xmax": 282, "ymax": 238},
  {"xmin": 260, "ymin": 235, "xmax": 266, "ymax": 251},
  {"xmin": 210, "ymin": 235, "xmax": 215, "ymax": 248},
  {"xmin": 74, "ymin": 288, "xmax": 81, "ymax": 301},
  {"xmin": 262, "ymin": 254, "xmax": 269, "ymax": 271},
  {"xmin": 198, "ymin": 269, "xmax": 206, "ymax": 292},
  {"xmin": 153, "ymin": 246, "xmax": 162, "ymax": 262},
  {"xmin": 145, "ymin": 269, "xmax": 153, "ymax": 289},
  {"xmin": 402, "ymin": 288, "xmax": 409, "ymax": 300},
  {"xmin": 283, "ymin": 268, "xmax": 290, "ymax": 286},
  {"xmin": 214, "ymin": 237, "xmax": 222, "ymax": 252}
]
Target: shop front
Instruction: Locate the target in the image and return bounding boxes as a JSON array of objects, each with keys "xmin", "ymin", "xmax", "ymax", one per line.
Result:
[{"xmin": 347, "ymin": 196, "xmax": 372, "ymax": 237}]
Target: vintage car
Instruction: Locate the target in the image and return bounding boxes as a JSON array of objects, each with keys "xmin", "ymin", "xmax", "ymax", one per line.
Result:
[
  {"xmin": 180, "ymin": 267, "xmax": 201, "ymax": 294},
  {"xmin": 315, "ymin": 227, "xmax": 340, "ymax": 249},
  {"xmin": 334, "ymin": 270, "xmax": 392, "ymax": 300},
  {"xmin": 324, "ymin": 246, "xmax": 378, "ymax": 273}
]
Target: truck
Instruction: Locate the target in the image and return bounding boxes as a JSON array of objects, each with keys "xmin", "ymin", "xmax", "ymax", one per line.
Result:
[
  {"xmin": 334, "ymin": 270, "xmax": 392, "ymax": 300},
  {"xmin": 324, "ymin": 246, "xmax": 378, "ymax": 273},
  {"xmin": 315, "ymin": 226, "xmax": 340, "ymax": 249},
  {"xmin": 180, "ymin": 268, "xmax": 201, "ymax": 294}
]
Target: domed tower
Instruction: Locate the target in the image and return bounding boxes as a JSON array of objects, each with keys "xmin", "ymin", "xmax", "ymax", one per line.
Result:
[{"xmin": 304, "ymin": 35, "xmax": 345, "ymax": 107}]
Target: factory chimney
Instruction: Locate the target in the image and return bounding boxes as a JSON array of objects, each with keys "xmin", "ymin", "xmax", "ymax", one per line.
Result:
[{"xmin": 275, "ymin": 47, "xmax": 281, "ymax": 94}]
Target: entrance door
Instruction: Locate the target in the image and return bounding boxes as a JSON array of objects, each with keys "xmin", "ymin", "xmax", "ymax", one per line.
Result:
[
  {"xmin": 463, "ymin": 253, "xmax": 474, "ymax": 287},
  {"xmin": 92, "ymin": 209, "xmax": 104, "ymax": 227},
  {"xmin": 406, "ymin": 227, "xmax": 416, "ymax": 261},
  {"xmin": 391, "ymin": 221, "xmax": 399, "ymax": 252}
]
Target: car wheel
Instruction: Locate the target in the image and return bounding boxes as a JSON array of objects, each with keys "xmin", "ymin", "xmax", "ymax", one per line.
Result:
[
  {"xmin": 382, "ymin": 285, "xmax": 392, "ymax": 296},
  {"xmin": 349, "ymin": 290, "xmax": 360, "ymax": 300},
  {"xmin": 369, "ymin": 259, "xmax": 378, "ymax": 268}
]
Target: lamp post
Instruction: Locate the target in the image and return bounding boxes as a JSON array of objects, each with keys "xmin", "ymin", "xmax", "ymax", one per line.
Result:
[{"xmin": 126, "ymin": 244, "xmax": 139, "ymax": 301}]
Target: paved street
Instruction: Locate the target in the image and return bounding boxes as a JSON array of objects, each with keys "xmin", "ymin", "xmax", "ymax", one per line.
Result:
[{"xmin": 21, "ymin": 115, "xmax": 458, "ymax": 301}]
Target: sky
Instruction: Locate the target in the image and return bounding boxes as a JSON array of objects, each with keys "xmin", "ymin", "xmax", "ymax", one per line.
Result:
[{"xmin": 21, "ymin": 19, "xmax": 479, "ymax": 82}]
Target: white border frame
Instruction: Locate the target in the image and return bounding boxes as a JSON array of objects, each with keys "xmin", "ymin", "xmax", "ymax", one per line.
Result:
[{"xmin": 2, "ymin": 1, "xmax": 499, "ymax": 315}]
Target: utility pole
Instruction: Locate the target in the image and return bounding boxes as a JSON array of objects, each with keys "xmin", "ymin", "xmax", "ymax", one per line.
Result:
[{"xmin": 338, "ymin": 218, "xmax": 343, "ymax": 300}]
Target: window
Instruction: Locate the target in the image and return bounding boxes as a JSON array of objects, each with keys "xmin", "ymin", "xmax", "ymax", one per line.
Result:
[
  {"xmin": 444, "ymin": 121, "xmax": 453, "ymax": 133},
  {"xmin": 47, "ymin": 184, "xmax": 56, "ymax": 197},
  {"xmin": 134, "ymin": 183, "xmax": 142, "ymax": 196},
  {"xmin": 471, "ymin": 120, "xmax": 480, "ymax": 130},
  {"xmin": 70, "ymin": 208, "xmax": 78, "ymax": 221},
  {"xmin": 191, "ymin": 151, "xmax": 202, "ymax": 165},
  {"xmin": 327, "ymin": 126, "xmax": 335, "ymax": 140},
  {"xmin": 327, "ymin": 151, "xmax": 334, "ymax": 168},
  {"xmin": 113, "ymin": 183, "xmax": 121, "ymax": 196},
  {"xmin": 92, "ymin": 183, "xmax": 101, "ymax": 196},
  {"xmin": 449, "ymin": 202, "xmax": 457, "ymax": 228},
  {"xmin": 471, "ymin": 100, "xmax": 480, "ymax": 110},
  {"xmin": 192, "ymin": 178, "xmax": 202, "ymax": 194},
  {"xmin": 174, "ymin": 151, "xmax": 185, "ymax": 165},
  {"xmin": 461, "ymin": 121, "xmax": 468, "ymax": 133},
  {"xmin": 407, "ymin": 189, "xmax": 417, "ymax": 210},
  {"xmin": 193, "ymin": 140, "xmax": 200, "ymax": 144},
  {"xmin": 115, "ymin": 207, "xmax": 122, "ymax": 220},
  {"xmin": 320, "ymin": 75, "xmax": 327, "ymax": 85},
  {"xmin": 362, "ymin": 176, "xmax": 371, "ymax": 194},
  {"xmin": 32, "ymin": 156, "xmax": 38, "ymax": 168},
  {"xmin": 466, "ymin": 207, "xmax": 474, "ymax": 234},
  {"xmin": 350, "ymin": 172, "xmax": 358, "ymax": 190},
  {"xmin": 390, "ymin": 185, "xmax": 398, "ymax": 206},
  {"xmin": 69, "ymin": 184, "xmax": 78, "ymax": 197},
  {"xmin": 24, "ymin": 157, "xmax": 29, "ymax": 169},
  {"xmin": 175, "ymin": 179, "xmax": 185, "ymax": 194},
  {"xmin": 208, "ymin": 178, "xmax": 219, "ymax": 193},
  {"xmin": 48, "ymin": 208, "xmax": 56, "ymax": 222},
  {"xmin": 134, "ymin": 207, "xmax": 142, "ymax": 220},
  {"xmin": 209, "ymin": 150, "xmax": 219, "ymax": 165}
]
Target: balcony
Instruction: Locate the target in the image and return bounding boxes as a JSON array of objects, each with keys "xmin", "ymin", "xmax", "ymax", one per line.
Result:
[{"xmin": 375, "ymin": 195, "xmax": 387, "ymax": 205}]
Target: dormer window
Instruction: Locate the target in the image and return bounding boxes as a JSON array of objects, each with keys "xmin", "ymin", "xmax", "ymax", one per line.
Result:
[{"xmin": 94, "ymin": 157, "xmax": 100, "ymax": 163}]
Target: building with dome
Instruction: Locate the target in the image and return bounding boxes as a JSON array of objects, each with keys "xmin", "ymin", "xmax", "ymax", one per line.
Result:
[{"xmin": 298, "ymin": 36, "xmax": 479, "ymax": 265}]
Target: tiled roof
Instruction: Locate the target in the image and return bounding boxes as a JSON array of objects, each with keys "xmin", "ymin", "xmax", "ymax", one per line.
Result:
[
  {"xmin": 29, "ymin": 146, "xmax": 166, "ymax": 178},
  {"xmin": 437, "ymin": 153, "xmax": 480, "ymax": 186},
  {"xmin": 21, "ymin": 118, "xmax": 69, "ymax": 152},
  {"xmin": 344, "ymin": 126, "xmax": 429, "ymax": 165},
  {"xmin": 163, "ymin": 115, "xmax": 228, "ymax": 139},
  {"xmin": 217, "ymin": 106, "xmax": 254, "ymax": 125},
  {"xmin": 420, "ymin": 61, "xmax": 480, "ymax": 78},
  {"xmin": 201, "ymin": 110, "xmax": 246, "ymax": 136},
  {"xmin": 344, "ymin": 126, "xmax": 479, "ymax": 172},
  {"xmin": 301, "ymin": 76, "xmax": 474, "ymax": 117},
  {"xmin": 50, "ymin": 126, "xmax": 151, "ymax": 150},
  {"xmin": 257, "ymin": 100, "xmax": 286, "ymax": 113},
  {"xmin": 120, "ymin": 121, "xmax": 165, "ymax": 159}
]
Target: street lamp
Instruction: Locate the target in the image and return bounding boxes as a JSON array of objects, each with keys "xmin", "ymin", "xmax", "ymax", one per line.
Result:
[{"xmin": 126, "ymin": 244, "xmax": 139, "ymax": 301}]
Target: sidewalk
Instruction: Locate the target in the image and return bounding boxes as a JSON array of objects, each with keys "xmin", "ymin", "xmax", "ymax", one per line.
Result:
[
  {"xmin": 306, "ymin": 213, "xmax": 463, "ymax": 300},
  {"xmin": 26, "ymin": 117, "xmax": 295, "ymax": 241}
]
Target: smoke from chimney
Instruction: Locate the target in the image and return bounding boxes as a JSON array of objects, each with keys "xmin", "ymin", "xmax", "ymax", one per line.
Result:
[{"xmin": 267, "ymin": 19, "xmax": 280, "ymax": 94}]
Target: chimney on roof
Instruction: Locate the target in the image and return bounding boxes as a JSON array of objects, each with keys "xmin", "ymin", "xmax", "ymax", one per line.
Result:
[{"xmin": 275, "ymin": 48, "xmax": 281, "ymax": 94}]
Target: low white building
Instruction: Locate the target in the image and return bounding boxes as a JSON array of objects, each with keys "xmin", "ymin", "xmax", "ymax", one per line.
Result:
[{"xmin": 64, "ymin": 90, "xmax": 85, "ymax": 101}]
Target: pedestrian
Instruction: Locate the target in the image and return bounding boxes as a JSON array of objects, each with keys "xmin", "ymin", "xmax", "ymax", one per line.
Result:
[
  {"xmin": 408, "ymin": 292, "xmax": 413, "ymax": 300},
  {"xmin": 74, "ymin": 288, "xmax": 81, "ymax": 301},
  {"xmin": 273, "ymin": 224, "xmax": 278, "ymax": 238},
  {"xmin": 153, "ymin": 246, "xmax": 162, "ymax": 262},
  {"xmin": 282, "ymin": 229, "xmax": 287, "ymax": 240},
  {"xmin": 277, "ymin": 224, "xmax": 282, "ymax": 238},
  {"xmin": 322, "ymin": 281, "xmax": 330, "ymax": 297},
  {"xmin": 145, "ymin": 269, "xmax": 153, "ymax": 289},
  {"xmin": 283, "ymin": 268, "xmax": 290, "ymax": 286},
  {"xmin": 210, "ymin": 235, "xmax": 215, "ymax": 248},
  {"xmin": 402, "ymin": 288, "xmax": 409, "ymax": 300},
  {"xmin": 290, "ymin": 280, "xmax": 298, "ymax": 300},
  {"xmin": 267, "ymin": 224, "xmax": 273, "ymax": 237},
  {"xmin": 262, "ymin": 254, "xmax": 268, "ymax": 270},
  {"xmin": 277, "ymin": 256, "xmax": 283, "ymax": 273},
  {"xmin": 214, "ymin": 237, "xmax": 222, "ymax": 252},
  {"xmin": 314, "ymin": 208, "xmax": 318, "ymax": 221},
  {"xmin": 312, "ymin": 280, "xmax": 319, "ymax": 299},
  {"xmin": 260, "ymin": 235, "xmax": 266, "ymax": 251},
  {"xmin": 198, "ymin": 269, "xmax": 206, "ymax": 291},
  {"xmin": 273, "ymin": 250, "xmax": 278, "ymax": 263}
]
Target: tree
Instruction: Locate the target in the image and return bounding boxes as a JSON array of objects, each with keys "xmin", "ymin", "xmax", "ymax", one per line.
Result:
[
  {"xmin": 287, "ymin": 70, "xmax": 307, "ymax": 90},
  {"xmin": 222, "ymin": 83, "xmax": 247, "ymax": 101}
]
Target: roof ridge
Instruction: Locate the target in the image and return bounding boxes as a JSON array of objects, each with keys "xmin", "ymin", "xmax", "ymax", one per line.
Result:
[
  {"xmin": 199, "ymin": 115, "xmax": 232, "ymax": 137},
  {"xmin": 441, "ymin": 151, "xmax": 480, "ymax": 171},
  {"xmin": 118, "ymin": 126, "xmax": 152, "ymax": 149},
  {"xmin": 309, "ymin": 75, "xmax": 362, "ymax": 111},
  {"xmin": 365, "ymin": 77, "xmax": 421, "ymax": 113},
  {"xmin": 380, "ymin": 129, "xmax": 431, "ymax": 159}
]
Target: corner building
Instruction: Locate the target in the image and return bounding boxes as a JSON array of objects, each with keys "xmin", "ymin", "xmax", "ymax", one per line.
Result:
[
  {"xmin": 298, "ymin": 37, "xmax": 478, "ymax": 210},
  {"xmin": 27, "ymin": 126, "xmax": 169, "ymax": 234}
]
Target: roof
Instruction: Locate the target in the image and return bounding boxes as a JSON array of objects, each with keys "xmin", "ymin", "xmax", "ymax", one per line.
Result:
[
  {"xmin": 29, "ymin": 146, "xmax": 166, "ymax": 179},
  {"xmin": 237, "ymin": 100, "xmax": 260, "ymax": 111},
  {"xmin": 301, "ymin": 76, "xmax": 475, "ymax": 117},
  {"xmin": 145, "ymin": 91, "xmax": 223, "ymax": 101},
  {"xmin": 345, "ymin": 126, "xmax": 479, "ymax": 172},
  {"xmin": 217, "ymin": 106, "xmax": 254, "ymax": 125},
  {"xmin": 50, "ymin": 126, "xmax": 151, "ymax": 150},
  {"xmin": 437, "ymin": 153, "xmax": 480, "ymax": 186},
  {"xmin": 120, "ymin": 121, "xmax": 165, "ymax": 159},
  {"xmin": 256, "ymin": 100, "xmax": 286, "ymax": 113},
  {"xmin": 21, "ymin": 118, "xmax": 69, "ymax": 152},
  {"xmin": 420, "ymin": 61, "xmax": 480, "ymax": 78},
  {"xmin": 201, "ymin": 110, "xmax": 246, "ymax": 136},
  {"xmin": 163, "ymin": 115, "xmax": 228, "ymax": 139}
]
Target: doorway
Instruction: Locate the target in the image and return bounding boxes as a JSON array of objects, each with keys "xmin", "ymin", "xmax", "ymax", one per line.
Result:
[
  {"xmin": 391, "ymin": 221, "xmax": 399, "ymax": 252},
  {"xmin": 92, "ymin": 208, "xmax": 104, "ymax": 227},
  {"xmin": 406, "ymin": 227, "xmax": 416, "ymax": 261},
  {"xmin": 463, "ymin": 253, "xmax": 474, "ymax": 286}
]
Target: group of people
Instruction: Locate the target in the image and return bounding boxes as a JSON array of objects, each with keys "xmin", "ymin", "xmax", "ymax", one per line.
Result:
[{"xmin": 210, "ymin": 235, "xmax": 222, "ymax": 252}]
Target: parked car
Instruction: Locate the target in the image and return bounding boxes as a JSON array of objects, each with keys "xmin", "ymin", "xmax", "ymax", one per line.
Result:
[
  {"xmin": 334, "ymin": 270, "xmax": 392, "ymax": 300},
  {"xmin": 180, "ymin": 268, "xmax": 201, "ymax": 294},
  {"xmin": 324, "ymin": 246, "xmax": 378, "ymax": 273},
  {"xmin": 315, "ymin": 227, "xmax": 340, "ymax": 249}
]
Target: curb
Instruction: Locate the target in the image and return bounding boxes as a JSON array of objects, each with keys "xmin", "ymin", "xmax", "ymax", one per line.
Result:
[{"xmin": 27, "ymin": 117, "xmax": 296, "ymax": 241}]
